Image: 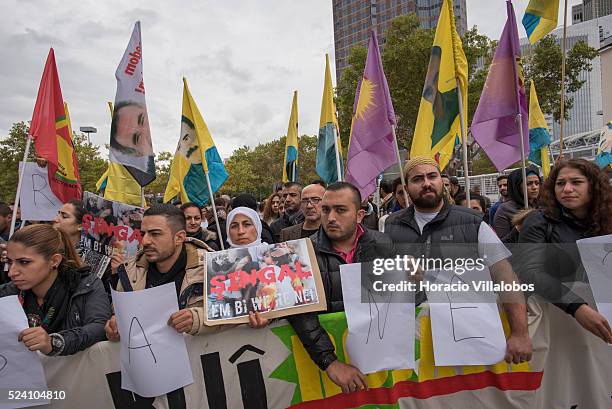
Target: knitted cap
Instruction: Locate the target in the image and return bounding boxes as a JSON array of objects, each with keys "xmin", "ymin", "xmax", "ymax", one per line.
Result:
[{"xmin": 403, "ymin": 156, "xmax": 440, "ymax": 177}]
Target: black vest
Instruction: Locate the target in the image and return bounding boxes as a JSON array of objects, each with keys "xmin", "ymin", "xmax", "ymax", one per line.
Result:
[{"xmin": 385, "ymin": 202, "xmax": 482, "ymax": 261}]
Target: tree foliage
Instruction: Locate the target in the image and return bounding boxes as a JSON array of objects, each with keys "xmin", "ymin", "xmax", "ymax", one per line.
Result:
[
  {"xmin": 221, "ymin": 135, "xmax": 319, "ymax": 199},
  {"xmin": 523, "ymin": 35, "xmax": 598, "ymax": 121}
]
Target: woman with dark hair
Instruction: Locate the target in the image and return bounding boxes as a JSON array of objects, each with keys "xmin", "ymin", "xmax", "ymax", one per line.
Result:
[
  {"xmin": 262, "ymin": 193, "xmax": 281, "ymax": 226},
  {"xmin": 518, "ymin": 159, "xmax": 612, "ymax": 343},
  {"xmin": 53, "ymin": 199, "xmax": 85, "ymax": 249},
  {"xmin": 0, "ymin": 224, "xmax": 111, "ymax": 355},
  {"xmin": 494, "ymin": 166, "xmax": 541, "ymax": 238}
]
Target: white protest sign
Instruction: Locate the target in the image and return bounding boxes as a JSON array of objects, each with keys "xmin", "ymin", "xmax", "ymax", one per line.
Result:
[
  {"xmin": 18, "ymin": 162, "xmax": 62, "ymax": 222},
  {"xmin": 111, "ymin": 283, "xmax": 193, "ymax": 397},
  {"xmin": 425, "ymin": 267, "xmax": 506, "ymax": 366},
  {"xmin": 0, "ymin": 296, "xmax": 49, "ymax": 409},
  {"xmin": 340, "ymin": 263, "xmax": 415, "ymax": 373},
  {"xmin": 577, "ymin": 234, "xmax": 612, "ymax": 326}
]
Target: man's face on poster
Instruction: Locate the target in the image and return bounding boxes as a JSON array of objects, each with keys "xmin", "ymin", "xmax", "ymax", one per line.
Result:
[
  {"xmin": 178, "ymin": 118, "xmax": 201, "ymax": 164},
  {"xmin": 422, "ymin": 46, "xmax": 443, "ymax": 117},
  {"xmin": 112, "ymin": 102, "xmax": 153, "ymax": 157}
]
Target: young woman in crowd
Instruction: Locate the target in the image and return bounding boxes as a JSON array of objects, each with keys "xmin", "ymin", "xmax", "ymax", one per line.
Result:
[
  {"xmin": 53, "ymin": 199, "xmax": 85, "ymax": 250},
  {"xmin": 518, "ymin": 159, "xmax": 612, "ymax": 343},
  {"xmin": 0, "ymin": 224, "xmax": 111, "ymax": 355},
  {"xmin": 262, "ymin": 192, "xmax": 281, "ymax": 226},
  {"xmin": 494, "ymin": 166, "xmax": 541, "ymax": 238}
]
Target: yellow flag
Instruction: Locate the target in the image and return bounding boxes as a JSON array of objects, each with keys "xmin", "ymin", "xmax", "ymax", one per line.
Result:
[
  {"xmin": 410, "ymin": 0, "xmax": 467, "ymax": 171},
  {"xmin": 282, "ymin": 91, "xmax": 299, "ymax": 182}
]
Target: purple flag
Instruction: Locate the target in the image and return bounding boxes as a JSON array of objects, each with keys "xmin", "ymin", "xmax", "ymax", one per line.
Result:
[
  {"xmin": 471, "ymin": 1, "xmax": 529, "ymax": 171},
  {"xmin": 345, "ymin": 30, "xmax": 397, "ymax": 200}
]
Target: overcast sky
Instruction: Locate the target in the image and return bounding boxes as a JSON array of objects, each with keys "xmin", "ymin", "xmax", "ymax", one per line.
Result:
[{"xmin": 0, "ymin": 0, "xmax": 581, "ymax": 159}]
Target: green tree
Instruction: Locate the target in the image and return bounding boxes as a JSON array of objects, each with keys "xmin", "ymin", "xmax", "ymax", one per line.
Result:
[
  {"xmin": 146, "ymin": 151, "xmax": 173, "ymax": 197},
  {"xmin": 72, "ymin": 133, "xmax": 107, "ymax": 194},
  {"xmin": 222, "ymin": 135, "xmax": 319, "ymax": 198},
  {"xmin": 523, "ymin": 35, "xmax": 598, "ymax": 121},
  {"xmin": 0, "ymin": 122, "xmax": 36, "ymax": 202}
]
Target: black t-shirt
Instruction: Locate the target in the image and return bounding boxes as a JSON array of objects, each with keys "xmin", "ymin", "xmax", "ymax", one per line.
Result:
[{"xmin": 300, "ymin": 227, "xmax": 318, "ymax": 239}]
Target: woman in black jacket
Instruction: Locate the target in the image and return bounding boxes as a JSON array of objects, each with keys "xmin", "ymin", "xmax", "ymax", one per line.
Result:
[
  {"xmin": 1, "ymin": 224, "xmax": 111, "ymax": 355},
  {"xmin": 518, "ymin": 159, "xmax": 612, "ymax": 343}
]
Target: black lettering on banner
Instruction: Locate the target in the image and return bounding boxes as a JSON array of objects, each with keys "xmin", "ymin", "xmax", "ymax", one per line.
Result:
[
  {"xmin": 105, "ymin": 372, "xmax": 186, "ymax": 409},
  {"xmin": 200, "ymin": 353, "xmax": 228, "ymax": 409},
  {"xmin": 237, "ymin": 360, "xmax": 268, "ymax": 409},
  {"xmin": 0, "ymin": 354, "xmax": 7, "ymax": 373},
  {"xmin": 230, "ymin": 345, "xmax": 267, "ymax": 409},
  {"xmin": 105, "ymin": 372, "xmax": 155, "ymax": 409},
  {"xmin": 128, "ymin": 317, "xmax": 156, "ymax": 364}
]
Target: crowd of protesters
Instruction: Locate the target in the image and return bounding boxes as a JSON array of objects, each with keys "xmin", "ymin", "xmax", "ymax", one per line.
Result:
[{"xmin": 0, "ymin": 157, "xmax": 610, "ymax": 394}]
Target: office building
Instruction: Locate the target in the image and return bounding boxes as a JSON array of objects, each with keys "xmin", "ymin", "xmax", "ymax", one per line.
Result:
[{"xmin": 332, "ymin": 0, "xmax": 467, "ymax": 81}]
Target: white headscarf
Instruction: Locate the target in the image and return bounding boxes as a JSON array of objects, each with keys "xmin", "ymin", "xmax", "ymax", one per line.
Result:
[{"xmin": 226, "ymin": 207, "xmax": 263, "ymax": 248}]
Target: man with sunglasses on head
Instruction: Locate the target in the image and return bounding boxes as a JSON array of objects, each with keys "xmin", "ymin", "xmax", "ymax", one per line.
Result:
[{"xmin": 280, "ymin": 184, "xmax": 326, "ymax": 241}]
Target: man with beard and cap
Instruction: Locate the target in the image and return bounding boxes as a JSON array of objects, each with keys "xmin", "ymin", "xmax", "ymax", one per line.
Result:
[
  {"xmin": 180, "ymin": 202, "xmax": 219, "ymax": 250},
  {"xmin": 270, "ymin": 182, "xmax": 305, "ymax": 242},
  {"xmin": 493, "ymin": 167, "xmax": 540, "ymax": 239},
  {"xmin": 280, "ymin": 183, "xmax": 325, "ymax": 241},
  {"xmin": 385, "ymin": 157, "xmax": 533, "ymax": 365}
]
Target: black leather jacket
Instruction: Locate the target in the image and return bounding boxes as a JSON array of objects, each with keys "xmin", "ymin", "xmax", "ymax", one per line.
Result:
[
  {"xmin": 288, "ymin": 225, "xmax": 396, "ymax": 370},
  {"xmin": 0, "ymin": 267, "xmax": 111, "ymax": 355}
]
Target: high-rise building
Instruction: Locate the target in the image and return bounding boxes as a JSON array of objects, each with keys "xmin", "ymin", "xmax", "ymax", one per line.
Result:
[
  {"xmin": 520, "ymin": 14, "xmax": 612, "ymax": 140},
  {"xmin": 572, "ymin": 0, "xmax": 612, "ymax": 23},
  {"xmin": 332, "ymin": 0, "xmax": 467, "ymax": 82}
]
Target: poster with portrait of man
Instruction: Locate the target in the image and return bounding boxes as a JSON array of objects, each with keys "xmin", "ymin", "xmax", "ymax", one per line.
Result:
[
  {"xmin": 109, "ymin": 21, "xmax": 156, "ymax": 186},
  {"xmin": 204, "ymin": 239, "xmax": 327, "ymax": 325}
]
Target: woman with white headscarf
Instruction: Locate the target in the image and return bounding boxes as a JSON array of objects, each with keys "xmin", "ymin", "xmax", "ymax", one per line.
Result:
[{"xmin": 225, "ymin": 207, "xmax": 270, "ymax": 328}]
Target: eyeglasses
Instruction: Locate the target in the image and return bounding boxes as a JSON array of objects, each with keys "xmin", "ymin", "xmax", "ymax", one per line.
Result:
[{"xmin": 300, "ymin": 197, "xmax": 322, "ymax": 205}]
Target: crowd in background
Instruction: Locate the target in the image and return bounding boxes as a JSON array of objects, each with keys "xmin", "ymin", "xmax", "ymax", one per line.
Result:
[{"xmin": 0, "ymin": 157, "xmax": 611, "ymax": 394}]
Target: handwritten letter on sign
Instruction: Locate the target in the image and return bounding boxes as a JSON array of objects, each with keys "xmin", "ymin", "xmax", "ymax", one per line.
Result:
[{"xmin": 111, "ymin": 283, "xmax": 193, "ymax": 397}]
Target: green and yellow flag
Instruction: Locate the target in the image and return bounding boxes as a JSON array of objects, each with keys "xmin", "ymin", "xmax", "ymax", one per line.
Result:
[
  {"xmin": 528, "ymin": 80, "xmax": 552, "ymax": 179},
  {"xmin": 96, "ymin": 101, "xmax": 143, "ymax": 205},
  {"xmin": 316, "ymin": 54, "xmax": 343, "ymax": 184},
  {"xmin": 410, "ymin": 0, "xmax": 467, "ymax": 171},
  {"xmin": 282, "ymin": 91, "xmax": 298, "ymax": 183},
  {"xmin": 163, "ymin": 78, "xmax": 228, "ymax": 206}
]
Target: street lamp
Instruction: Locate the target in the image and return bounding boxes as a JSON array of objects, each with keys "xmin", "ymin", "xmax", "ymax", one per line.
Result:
[{"xmin": 79, "ymin": 126, "xmax": 97, "ymax": 143}]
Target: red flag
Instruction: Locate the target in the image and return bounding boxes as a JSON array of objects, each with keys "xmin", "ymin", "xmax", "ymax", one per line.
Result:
[{"xmin": 30, "ymin": 48, "xmax": 81, "ymax": 202}]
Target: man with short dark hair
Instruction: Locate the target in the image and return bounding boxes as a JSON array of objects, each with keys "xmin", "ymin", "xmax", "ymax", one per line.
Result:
[
  {"xmin": 288, "ymin": 182, "xmax": 395, "ymax": 393},
  {"xmin": 270, "ymin": 182, "xmax": 304, "ymax": 242},
  {"xmin": 105, "ymin": 204, "xmax": 214, "ymax": 340},
  {"xmin": 0, "ymin": 203, "xmax": 12, "ymax": 241},
  {"xmin": 379, "ymin": 179, "xmax": 395, "ymax": 215},
  {"xmin": 280, "ymin": 184, "xmax": 325, "ymax": 241},
  {"xmin": 448, "ymin": 176, "xmax": 462, "ymax": 200},
  {"xmin": 385, "ymin": 157, "xmax": 532, "ymax": 365},
  {"xmin": 489, "ymin": 175, "xmax": 509, "ymax": 225}
]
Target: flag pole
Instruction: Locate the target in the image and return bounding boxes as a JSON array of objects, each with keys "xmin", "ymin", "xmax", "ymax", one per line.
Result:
[
  {"xmin": 9, "ymin": 137, "xmax": 33, "ymax": 238},
  {"xmin": 333, "ymin": 125, "xmax": 343, "ymax": 182},
  {"xmin": 457, "ymin": 79, "xmax": 471, "ymax": 205},
  {"xmin": 205, "ymin": 170, "xmax": 225, "ymax": 250},
  {"xmin": 559, "ymin": 0, "xmax": 568, "ymax": 158},
  {"xmin": 517, "ymin": 113, "xmax": 529, "ymax": 208},
  {"xmin": 141, "ymin": 187, "xmax": 145, "ymax": 207},
  {"xmin": 391, "ymin": 126, "xmax": 409, "ymax": 206}
]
